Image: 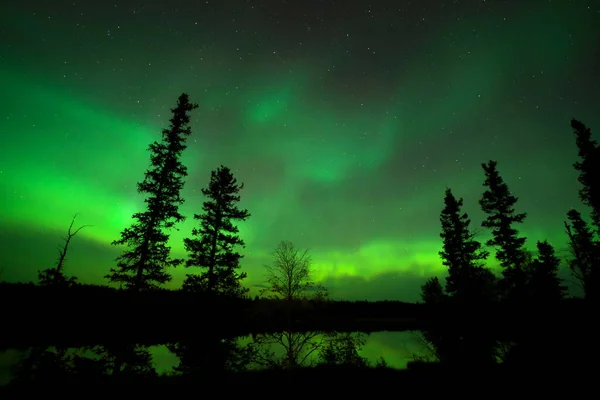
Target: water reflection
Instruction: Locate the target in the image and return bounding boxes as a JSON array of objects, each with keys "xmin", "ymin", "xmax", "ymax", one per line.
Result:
[
  {"xmin": 244, "ymin": 331, "xmax": 426, "ymax": 369},
  {"xmin": 0, "ymin": 331, "xmax": 428, "ymax": 384},
  {"xmin": 0, "ymin": 349, "xmax": 21, "ymax": 385}
]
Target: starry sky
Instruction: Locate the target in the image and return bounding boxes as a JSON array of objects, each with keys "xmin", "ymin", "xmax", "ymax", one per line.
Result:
[{"xmin": 1, "ymin": 0, "xmax": 599, "ymax": 302}]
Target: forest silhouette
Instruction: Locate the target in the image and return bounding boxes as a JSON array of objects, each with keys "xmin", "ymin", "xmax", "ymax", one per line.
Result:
[{"xmin": 1, "ymin": 93, "xmax": 599, "ymax": 392}]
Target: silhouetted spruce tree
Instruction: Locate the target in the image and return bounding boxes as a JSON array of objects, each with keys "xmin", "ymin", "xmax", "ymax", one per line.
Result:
[
  {"xmin": 440, "ymin": 188, "xmax": 495, "ymax": 304},
  {"xmin": 169, "ymin": 335, "xmax": 254, "ymax": 376},
  {"xmin": 439, "ymin": 190, "xmax": 498, "ymax": 366},
  {"xmin": 11, "ymin": 346, "xmax": 73, "ymax": 384},
  {"xmin": 417, "ymin": 277, "xmax": 453, "ymax": 363},
  {"xmin": 571, "ymin": 119, "xmax": 600, "ymax": 232},
  {"xmin": 527, "ymin": 240, "xmax": 566, "ymax": 304},
  {"xmin": 479, "ymin": 160, "xmax": 529, "ymax": 302},
  {"xmin": 94, "ymin": 344, "xmax": 157, "ymax": 378},
  {"xmin": 70, "ymin": 347, "xmax": 110, "ymax": 381},
  {"xmin": 183, "ymin": 165, "xmax": 250, "ymax": 296},
  {"xmin": 106, "ymin": 94, "xmax": 198, "ymax": 291},
  {"xmin": 565, "ymin": 209, "xmax": 600, "ymax": 300},
  {"xmin": 420, "ymin": 276, "xmax": 445, "ymax": 305}
]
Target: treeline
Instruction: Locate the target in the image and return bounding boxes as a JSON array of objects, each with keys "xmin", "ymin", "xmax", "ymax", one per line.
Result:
[
  {"xmin": 2, "ymin": 279, "xmax": 591, "ymax": 350},
  {"xmin": 418, "ymin": 119, "xmax": 600, "ymax": 309},
  {"xmin": 4, "ymin": 94, "xmax": 600, "ymax": 385},
  {"xmin": 6, "ymin": 94, "xmax": 600, "ymax": 345},
  {"xmin": 1, "ymin": 281, "xmax": 422, "ymax": 319},
  {"xmin": 29, "ymin": 94, "xmax": 600, "ymax": 309},
  {"xmin": 412, "ymin": 118, "xmax": 600, "ymax": 367},
  {"xmin": 1, "ymin": 281, "xmax": 426, "ymax": 348},
  {"xmin": 34, "ymin": 94, "xmax": 264, "ymax": 297}
]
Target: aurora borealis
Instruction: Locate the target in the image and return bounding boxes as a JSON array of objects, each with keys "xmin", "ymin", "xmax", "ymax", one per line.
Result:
[{"xmin": 1, "ymin": 0, "xmax": 599, "ymax": 302}]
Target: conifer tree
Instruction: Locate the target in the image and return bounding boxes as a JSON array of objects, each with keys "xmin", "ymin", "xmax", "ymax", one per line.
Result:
[
  {"xmin": 571, "ymin": 119, "xmax": 600, "ymax": 232},
  {"xmin": 527, "ymin": 240, "xmax": 566, "ymax": 303},
  {"xmin": 479, "ymin": 160, "xmax": 528, "ymax": 302},
  {"xmin": 439, "ymin": 188, "xmax": 494, "ymax": 303},
  {"xmin": 417, "ymin": 277, "xmax": 452, "ymax": 363},
  {"xmin": 11, "ymin": 346, "xmax": 73, "ymax": 384},
  {"xmin": 420, "ymin": 276, "xmax": 446, "ymax": 305},
  {"xmin": 100, "ymin": 344, "xmax": 157, "ymax": 377},
  {"xmin": 564, "ymin": 209, "xmax": 600, "ymax": 300},
  {"xmin": 106, "ymin": 93, "xmax": 198, "ymax": 291},
  {"xmin": 183, "ymin": 165, "xmax": 250, "ymax": 296},
  {"xmin": 169, "ymin": 336, "xmax": 254, "ymax": 376}
]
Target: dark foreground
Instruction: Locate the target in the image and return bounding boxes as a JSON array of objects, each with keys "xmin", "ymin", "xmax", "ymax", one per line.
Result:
[
  {"xmin": 1, "ymin": 364, "xmax": 593, "ymax": 395},
  {"xmin": 2, "ymin": 282, "xmax": 594, "ymax": 349}
]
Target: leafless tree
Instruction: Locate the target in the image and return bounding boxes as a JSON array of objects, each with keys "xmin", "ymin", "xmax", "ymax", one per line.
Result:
[
  {"xmin": 55, "ymin": 214, "xmax": 91, "ymax": 276},
  {"xmin": 260, "ymin": 240, "xmax": 326, "ymax": 301},
  {"xmin": 251, "ymin": 330, "xmax": 322, "ymax": 369},
  {"xmin": 38, "ymin": 213, "xmax": 91, "ymax": 286},
  {"xmin": 252, "ymin": 241, "xmax": 329, "ymax": 369}
]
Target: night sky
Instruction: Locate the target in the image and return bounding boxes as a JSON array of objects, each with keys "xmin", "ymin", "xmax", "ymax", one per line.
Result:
[{"xmin": 1, "ymin": 0, "xmax": 599, "ymax": 302}]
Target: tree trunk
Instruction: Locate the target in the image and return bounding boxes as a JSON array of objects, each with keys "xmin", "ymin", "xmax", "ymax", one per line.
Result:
[{"xmin": 207, "ymin": 201, "xmax": 222, "ymax": 293}]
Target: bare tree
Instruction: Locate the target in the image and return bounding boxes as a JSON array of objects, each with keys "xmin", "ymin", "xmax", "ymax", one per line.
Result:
[
  {"xmin": 260, "ymin": 240, "xmax": 325, "ymax": 300},
  {"xmin": 38, "ymin": 213, "xmax": 91, "ymax": 286},
  {"xmin": 252, "ymin": 240, "xmax": 329, "ymax": 369},
  {"xmin": 251, "ymin": 330, "xmax": 322, "ymax": 369}
]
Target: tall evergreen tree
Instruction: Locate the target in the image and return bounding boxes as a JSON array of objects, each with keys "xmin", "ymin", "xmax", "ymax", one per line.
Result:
[
  {"xmin": 571, "ymin": 119, "xmax": 600, "ymax": 232},
  {"xmin": 527, "ymin": 240, "xmax": 566, "ymax": 303},
  {"xmin": 479, "ymin": 160, "xmax": 529, "ymax": 302},
  {"xmin": 169, "ymin": 335, "xmax": 254, "ymax": 376},
  {"xmin": 94, "ymin": 344, "xmax": 157, "ymax": 378},
  {"xmin": 420, "ymin": 276, "xmax": 446, "ymax": 305},
  {"xmin": 564, "ymin": 209, "xmax": 600, "ymax": 300},
  {"xmin": 417, "ymin": 277, "xmax": 454, "ymax": 363},
  {"xmin": 106, "ymin": 93, "xmax": 198, "ymax": 291},
  {"xmin": 439, "ymin": 188, "xmax": 494, "ymax": 303},
  {"xmin": 183, "ymin": 165, "xmax": 250, "ymax": 296},
  {"xmin": 11, "ymin": 346, "xmax": 73, "ymax": 384}
]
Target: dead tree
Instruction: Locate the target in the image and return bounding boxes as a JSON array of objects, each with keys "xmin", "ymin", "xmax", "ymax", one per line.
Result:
[{"xmin": 38, "ymin": 213, "xmax": 91, "ymax": 286}]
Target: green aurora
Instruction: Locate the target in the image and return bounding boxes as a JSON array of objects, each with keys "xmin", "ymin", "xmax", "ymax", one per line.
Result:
[{"xmin": 1, "ymin": 1, "xmax": 599, "ymax": 302}]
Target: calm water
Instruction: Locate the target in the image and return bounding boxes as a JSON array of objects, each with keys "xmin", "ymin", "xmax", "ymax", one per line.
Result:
[{"xmin": 0, "ymin": 331, "xmax": 427, "ymax": 384}]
